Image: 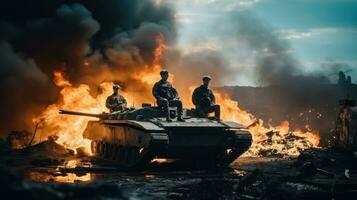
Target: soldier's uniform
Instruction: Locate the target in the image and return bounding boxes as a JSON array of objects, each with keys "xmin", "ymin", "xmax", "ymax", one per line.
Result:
[
  {"xmin": 192, "ymin": 84, "xmax": 220, "ymax": 120},
  {"xmin": 106, "ymin": 86, "xmax": 127, "ymax": 113},
  {"xmin": 152, "ymin": 79, "xmax": 183, "ymax": 120}
]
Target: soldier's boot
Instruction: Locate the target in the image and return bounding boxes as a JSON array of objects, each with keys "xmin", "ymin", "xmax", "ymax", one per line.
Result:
[
  {"xmin": 214, "ymin": 105, "xmax": 221, "ymax": 121},
  {"xmin": 166, "ymin": 112, "xmax": 172, "ymax": 122},
  {"xmin": 177, "ymin": 115, "xmax": 185, "ymax": 122}
]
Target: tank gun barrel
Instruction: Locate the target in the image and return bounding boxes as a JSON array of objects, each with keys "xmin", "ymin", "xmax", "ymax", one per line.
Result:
[{"xmin": 59, "ymin": 109, "xmax": 107, "ymax": 119}]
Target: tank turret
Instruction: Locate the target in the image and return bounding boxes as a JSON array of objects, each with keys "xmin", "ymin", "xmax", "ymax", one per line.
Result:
[{"xmin": 60, "ymin": 106, "xmax": 252, "ymax": 169}]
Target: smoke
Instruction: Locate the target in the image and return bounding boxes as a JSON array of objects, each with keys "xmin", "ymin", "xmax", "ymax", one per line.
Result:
[
  {"xmin": 0, "ymin": 41, "xmax": 53, "ymax": 132},
  {"xmin": 0, "ymin": 0, "xmax": 176, "ymax": 136},
  {"xmin": 164, "ymin": 49, "xmax": 231, "ymax": 105},
  {"xmin": 218, "ymin": 11, "xmax": 352, "ymax": 139},
  {"xmin": 229, "ymin": 11, "xmax": 330, "ymax": 87},
  {"xmin": 0, "ymin": 0, "xmax": 348, "ymax": 140}
]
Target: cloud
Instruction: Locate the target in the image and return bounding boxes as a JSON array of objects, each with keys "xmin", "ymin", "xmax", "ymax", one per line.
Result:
[
  {"xmin": 168, "ymin": 0, "xmax": 260, "ymax": 11},
  {"xmin": 277, "ymin": 28, "xmax": 357, "ymax": 40}
]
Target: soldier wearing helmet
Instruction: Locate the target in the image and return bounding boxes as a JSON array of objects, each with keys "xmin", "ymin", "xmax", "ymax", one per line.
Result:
[
  {"xmin": 152, "ymin": 70, "xmax": 184, "ymax": 122},
  {"xmin": 192, "ymin": 75, "xmax": 220, "ymax": 121},
  {"xmin": 106, "ymin": 84, "xmax": 127, "ymax": 112}
]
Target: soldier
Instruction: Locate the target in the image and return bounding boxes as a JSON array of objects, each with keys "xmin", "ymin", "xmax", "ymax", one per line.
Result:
[
  {"xmin": 153, "ymin": 70, "xmax": 184, "ymax": 122},
  {"xmin": 106, "ymin": 84, "xmax": 127, "ymax": 113},
  {"xmin": 192, "ymin": 75, "xmax": 220, "ymax": 121}
]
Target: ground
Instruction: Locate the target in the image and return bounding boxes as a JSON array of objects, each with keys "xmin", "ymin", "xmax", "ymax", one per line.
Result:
[{"xmin": 0, "ymin": 140, "xmax": 357, "ymax": 200}]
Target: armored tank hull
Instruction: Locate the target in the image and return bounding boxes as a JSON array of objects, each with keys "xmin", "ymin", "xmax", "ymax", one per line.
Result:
[
  {"xmin": 61, "ymin": 106, "xmax": 252, "ymax": 169},
  {"xmin": 79, "ymin": 106, "xmax": 252, "ymax": 169}
]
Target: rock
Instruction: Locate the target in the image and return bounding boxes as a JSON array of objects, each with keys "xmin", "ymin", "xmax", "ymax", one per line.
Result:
[{"xmin": 168, "ymin": 192, "xmax": 184, "ymax": 200}]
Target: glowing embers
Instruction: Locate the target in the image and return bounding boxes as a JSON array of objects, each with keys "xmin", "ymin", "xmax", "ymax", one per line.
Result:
[
  {"xmin": 27, "ymin": 171, "xmax": 92, "ymax": 183},
  {"xmin": 226, "ymin": 148, "xmax": 233, "ymax": 155},
  {"xmin": 233, "ymin": 169, "xmax": 247, "ymax": 176},
  {"xmin": 216, "ymin": 92, "xmax": 320, "ymax": 157},
  {"xmin": 144, "ymin": 174, "xmax": 156, "ymax": 179},
  {"xmin": 150, "ymin": 158, "xmax": 176, "ymax": 164},
  {"xmin": 65, "ymin": 160, "xmax": 79, "ymax": 169},
  {"xmin": 139, "ymin": 147, "xmax": 145, "ymax": 154},
  {"xmin": 54, "ymin": 173, "xmax": 91, "ymax": 183}
]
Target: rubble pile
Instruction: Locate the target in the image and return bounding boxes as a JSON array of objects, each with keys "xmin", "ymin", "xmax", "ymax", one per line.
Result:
[
  {"xmin": 1, "ymin": 134, "xmax": 357, "ymax": 200},
  {"xmin": 0, "ymin": 167, "xmax": 128, "ymax": 200},
  {"xmin": 168, "ymin": 148, "xmax": 357, "ymax": 200}
]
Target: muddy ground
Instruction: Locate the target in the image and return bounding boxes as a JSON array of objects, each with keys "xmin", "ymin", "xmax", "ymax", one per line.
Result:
[{"xmin": 0, "ymin": 139, "xmax": 357, "ymax": 200}]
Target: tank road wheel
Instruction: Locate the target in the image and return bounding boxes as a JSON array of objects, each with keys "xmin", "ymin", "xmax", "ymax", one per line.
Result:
[
  {"xmin": 127, "ymin": 148, "xmax": 140, "ymax": 166},
  {"xmin": 97, "ymin": 141, "xmax": 104, "ymax": 157},
  {"xmin": 117, "ymin": 146, "xmax": 124, "ymax": 162},
  {"xmin": 91, "ymin": 141, "xmax": 97, "ymax": 155},
  {"xmin": 103, "ymin": 143, "xmax": 111, "ymax": 159},
  {"xmin": 103, "ymin": 143, "xmax": 108, "ymax": 159},
  {"xmin": 113, "ymin": 145, "xmax": 121, "ymax": 162},
  {"xmin": 188, "ymin": 158, "xmax": 218, "ymax": 169},
  {"xmin": 117, "ymin": 147, "xmax": 149, "ymax": 169},
  {"xmin": 109, "ymin": 144, "xmax": 117, "ymax": 160},
  {"xmin": 118, "ymin": 147, "xmax": 134, "ymax": 168},
  {"xmin": 96, "ymin": 142, "xmax": 101, "ymax": 155}
]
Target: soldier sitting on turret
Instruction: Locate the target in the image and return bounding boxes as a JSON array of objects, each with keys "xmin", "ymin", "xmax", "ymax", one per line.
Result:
[
  {"xmin": 153, "ymin": 70, "xmax": 184, "ymax": 122},
  {"xmin": 106, "ymin": 84, "xmax": 127, "ymax": 113},
  {"xmin": 192, "ymin": 75, "xmax": 221, "ymax": 121}
]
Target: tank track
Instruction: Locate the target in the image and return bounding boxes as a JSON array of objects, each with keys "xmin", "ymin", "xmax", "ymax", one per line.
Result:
[
  {"xmin": 215, "ymin": 131, "xmax": 252, "ymax": 167},
  {"xmin": 91, "ymin": 133, "xmax": 168, "ymax": 169},
  {"xmin": 185, "ymin": 131, "xmax": 252, "ymax": 168}
]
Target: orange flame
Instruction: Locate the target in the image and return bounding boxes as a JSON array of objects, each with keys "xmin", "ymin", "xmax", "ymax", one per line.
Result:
[
  {"xmin": 32, "ymin": 33, "xmax": 320, "ymax": 159},
  {"xmin": 153, "ymin": 33, "xmax": 167, "ymax": 68},
  {"xmin": 215, "ymin": 92, "xmax": 320, "ymax": 157},
  {"xmin": 31, "ymin": 34, "xmax": 169, "ymax": 155},
  {"xmin": 27, "ymin": 171, "xmax": 91, "ymax": 183}
]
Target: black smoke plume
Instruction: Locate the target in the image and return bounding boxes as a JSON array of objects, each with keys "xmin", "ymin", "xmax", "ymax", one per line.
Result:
[{"xmin": 0, "ymin": 0, "xmax": 176, "ymax": 136}]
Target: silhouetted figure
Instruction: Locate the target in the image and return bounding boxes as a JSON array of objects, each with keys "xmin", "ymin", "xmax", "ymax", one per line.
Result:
[
  {"xmin": 106, "ymin": 84, "xmax": 127, "ymax": 113},
  {"xmin": 192, "ymin": 75, "xmax": 221, "ymax": 121},
  {"xmin": 153, "ymin": 70, "xmax": 184, "ymax": 122}
]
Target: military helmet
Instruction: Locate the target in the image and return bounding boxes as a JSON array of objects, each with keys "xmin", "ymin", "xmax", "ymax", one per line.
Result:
[
  {"xmin": 202, "ymin": 75, "xmax": 212, "ymax": 81},
  {"xmin": 160, "ymin": 70, "xmax": 169, "ymax": 76},
  {"xmin": 113, "ymin": 84, "xmax": 121, "ymax": 90}
]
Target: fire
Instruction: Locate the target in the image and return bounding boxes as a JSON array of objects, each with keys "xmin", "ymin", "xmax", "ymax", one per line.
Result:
[
  {"xmin": 153, "ymin": 33, "xmax": 167, "ymax": 68},
  {"xmin": 32, "ymin": 72, "xmax": 110, "ymax": 155},
  {"xmin": 54, "ymin": 173, "xmax": 91, "ymax": 183},
  {"xmin": 215, "ymin": 92, "xmax": 320, "ymax": 157},
  {"xmin": 27, "ymin": 171, "xmax": 91, "ymax": 183},
  {"xmin": 31, "ymin": 34, "xmax": 169, "ymax": 155},
  {"xmin": 31, "ymin": 33, "xmax": 320, "ymax": 159},
  {"xmin": 65, "ymin": 159, "xmax": 79, "ymax": 168}
]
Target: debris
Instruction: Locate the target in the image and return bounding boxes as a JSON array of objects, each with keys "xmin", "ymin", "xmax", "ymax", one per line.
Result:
[
  {"xmin": 30, "ymin": 159, "xmax": 61, "ymax": 167},
  {"xmin": 24, "ymin": 136, "xmax": 75, "ymax": 159},
  {"xmin": 316, "ymin": 168, "xmax": 335, "ymax": 178},
  {"xmin": 7, "ymin": 130, "xmax": 32, "ymax": 149},
  {"xmin": 237, "ymin": 169, "xmax": 263, "ymax": 191},
  {"xmin": 345, "ymin": 169, "xmax": 350, "ymax": 179},
  {"xmin": 299, "ymin": 162, "xmax": 317, "ymax": 177}
]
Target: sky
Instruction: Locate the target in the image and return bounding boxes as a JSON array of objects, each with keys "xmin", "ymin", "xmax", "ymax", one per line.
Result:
[{"xmin": 166, "ymin": 0, "xmax": 357, "ymax": 86}]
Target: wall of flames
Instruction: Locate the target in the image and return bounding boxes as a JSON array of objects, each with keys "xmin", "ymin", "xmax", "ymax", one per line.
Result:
[{"xmin": 32, "ymin": 34, "xmax": 320, "ymax": 157}]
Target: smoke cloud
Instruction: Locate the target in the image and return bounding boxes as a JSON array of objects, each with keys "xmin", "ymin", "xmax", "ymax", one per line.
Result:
[
  {"xmin": 0, "ymin": 0, "xmax": 176, "ymax": 136},
  {"xmin": 227, "ymin": 11, "xmax": 330, "ymax": 87}
]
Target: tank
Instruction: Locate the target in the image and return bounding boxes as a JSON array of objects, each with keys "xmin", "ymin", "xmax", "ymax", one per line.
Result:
[{"xmin": 59, "ymin": 105, "xmax": 252, "ymax": 169}]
